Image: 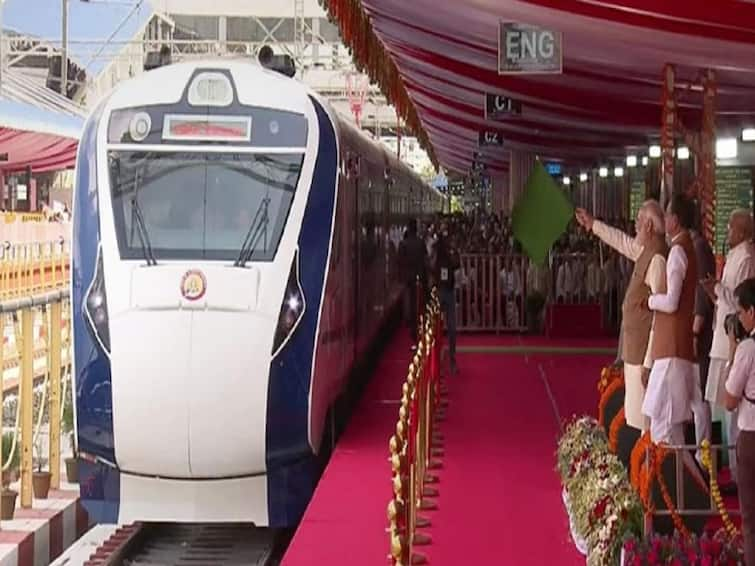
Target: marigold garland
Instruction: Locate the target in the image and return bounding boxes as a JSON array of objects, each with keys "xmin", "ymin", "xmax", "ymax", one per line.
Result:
[
  {"xmin": 652, "ymin": 443, "xmax": 691, "ymax": 539},
  {"xmin": 701, "ymin": 439, "xmax": 740, "ymax": 539},
  {"xmin": 598, "ymin": 374, "xmax": 624, "ymax": 429},
  {"xmin": 316, "ymin": 0, "xmax": 439, "ymax": 168},
  {"xmin": 630, "ymin": 432, "xmax": 652, "ymax": 492},
  {"xmin": 597, "ymin": 366, "xmax": 623, "ymax": 396},
  {"xmin": 632, "ymin": 434, "xmax": 708, "ymax": 539},
  {"xmin": 608, "ymin": 408, "xmax": 625, "ymax": 454}
]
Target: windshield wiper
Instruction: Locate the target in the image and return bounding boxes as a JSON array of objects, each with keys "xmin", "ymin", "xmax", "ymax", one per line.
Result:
[
  {"xmin": 234, "ymin": 196, "xmax": 270, "ymax": 267},
  {"xmin": 130, "ymin": 171, "xmax": 157, "ymax": 266}
]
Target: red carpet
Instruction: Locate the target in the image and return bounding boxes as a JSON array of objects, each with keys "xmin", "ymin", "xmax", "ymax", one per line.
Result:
[
  {"xmin": 280, "ymin": 333, "xmax": 414, "ymax": 566},
  {"xmin": 456, "ymin": 334, "xmax": 618, "ymax": 350},
  {"xmin": 419, "ymin": 351, "xmax": 610, "ymax": 565},
  {"xmin": 282, "ymin": 331, "xmax": 614, "ymax": 565}
]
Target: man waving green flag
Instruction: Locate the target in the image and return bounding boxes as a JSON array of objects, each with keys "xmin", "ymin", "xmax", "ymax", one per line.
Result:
[{"xmin": 512, "ymin": 161, "xmax": 574, "ymax": 265}]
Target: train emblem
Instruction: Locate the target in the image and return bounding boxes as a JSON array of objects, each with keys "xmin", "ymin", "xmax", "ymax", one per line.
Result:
[{"xmin": 181, "ymin": 269, "xmax": 207, "ymax": 301}]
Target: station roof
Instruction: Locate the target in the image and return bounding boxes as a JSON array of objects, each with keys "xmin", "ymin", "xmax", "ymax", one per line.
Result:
[
  {"xmin": 0, "ymin": 71, "xmax": 85, "ymax": 173},
  {"xmin": 320, "ymin": 0, "xmax": 755, "ymax": 174},
  {"xmin": 3, "ymin": 0, "xmax": 155, "ymax": 76}
]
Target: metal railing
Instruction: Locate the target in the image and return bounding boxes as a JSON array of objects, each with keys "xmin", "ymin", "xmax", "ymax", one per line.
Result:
[
  {"xmin": 0, "ymin": 240, "xmax": 69, "ymax": 300},
  {"xmin": 0, "ymin": 289, "xmax": 71, "ymax": 510},
  {"xmin": 453, "ymin": 253, "xmax": 625, "ymax": 333},
  {"xmin": 642, "ymin": 441, "xmax": 741, "ymax": 535}
]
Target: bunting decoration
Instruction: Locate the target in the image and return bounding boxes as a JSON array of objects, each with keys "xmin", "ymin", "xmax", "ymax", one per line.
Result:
[{"xmin": 316, "ymin": 0, "xmax": 439, "ymax": 169}]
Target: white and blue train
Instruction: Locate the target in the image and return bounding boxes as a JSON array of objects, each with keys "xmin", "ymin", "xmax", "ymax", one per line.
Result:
[{"xmin": 71, "ymin": 58, "xmax": 443, "ymax": 527}]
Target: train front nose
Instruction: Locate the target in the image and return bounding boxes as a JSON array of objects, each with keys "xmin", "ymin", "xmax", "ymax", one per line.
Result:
[{"xmin": 109, "ymin": 265, "xmax": 270, "ymax": 479}]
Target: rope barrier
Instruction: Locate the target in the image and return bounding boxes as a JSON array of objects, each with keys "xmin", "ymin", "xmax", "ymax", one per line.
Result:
[{"xmin": 387, "ymin": 287, "xmax": 445, "ymax": 565}]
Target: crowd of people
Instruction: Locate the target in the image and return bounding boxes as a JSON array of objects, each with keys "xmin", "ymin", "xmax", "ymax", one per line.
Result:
[
  {"xmin": 399, "ymin": 200, "xmax": 755, "ymax": 562},
  {"xmin": 397, "ymin": 210, "xmax": 633, "ymax": 333},
  {"xmin": 576, "ymin": 197, "xmax": 755, "ymax": 564}
]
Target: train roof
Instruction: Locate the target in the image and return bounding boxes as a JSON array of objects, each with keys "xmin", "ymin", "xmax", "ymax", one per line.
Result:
[{"xmin": 96, "ymin": 58, "xmax": 441, "ymax": 200}]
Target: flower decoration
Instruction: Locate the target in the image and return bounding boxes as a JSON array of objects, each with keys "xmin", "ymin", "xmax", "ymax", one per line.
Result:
[
  {"xmin": 622, "ymin": 529, "xmax": 744, "ymax": 565},
  {"xmin": 557, "ymin": 415, "xmax": 643, "ymax": 565}
]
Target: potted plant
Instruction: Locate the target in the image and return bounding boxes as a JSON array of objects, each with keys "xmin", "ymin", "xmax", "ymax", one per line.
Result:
[
  {"xmin": 526, "ymin": 292, "xmax": 546, "ymax": 334},
  {"xmin": 32, "ymin": 439, "xmax": 51, "ymax": 500},
  {"xmin": 1, "ymin": 432, "xmax": 19, "ymax": 520},
  {"xmin": 62, "ymin": 394, "xmax": 78, "ymax": 483}
]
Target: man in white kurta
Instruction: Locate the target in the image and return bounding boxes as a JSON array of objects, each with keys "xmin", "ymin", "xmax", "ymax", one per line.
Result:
[
  {"xmin": 576, "ymin": 202, "xmax": 667, "ymax": 431},
  {"xmin": 703, "ymin": 209, "xmax": 755, "ymax": 484},
  {"xmin": 642, "ymin": 197, "xmax": 699, "ymax": 445}
]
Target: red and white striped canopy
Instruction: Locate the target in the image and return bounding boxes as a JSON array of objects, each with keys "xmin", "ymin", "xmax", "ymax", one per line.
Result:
[{"xmin": 355, "ymin": 0, "xmax": 755, "ymax": 173}]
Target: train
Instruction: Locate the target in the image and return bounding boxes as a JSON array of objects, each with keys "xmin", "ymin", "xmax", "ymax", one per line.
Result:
[{"xmin": 70, "ymin": 57, "xmax": 443, "ymax": 527}]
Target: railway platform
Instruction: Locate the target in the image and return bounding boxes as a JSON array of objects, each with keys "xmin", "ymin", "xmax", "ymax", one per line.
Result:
[
  {"xmin": 0, "ymin": 472, "xmax": 88, "ymax": 566},
  {"xmin": 281, "ymin": 332, "xmax": 617, "ymax": 565}
]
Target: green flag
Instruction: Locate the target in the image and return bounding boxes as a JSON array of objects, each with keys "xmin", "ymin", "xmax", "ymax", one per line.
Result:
[{"xmin": 511, "ymin": 161, "xmax": 574, "ymax": 265}]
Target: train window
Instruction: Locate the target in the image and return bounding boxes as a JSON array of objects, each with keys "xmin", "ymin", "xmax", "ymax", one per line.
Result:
[{"xmin": 108, "ymin": 151, "xmax": 303, "ymax": 262}]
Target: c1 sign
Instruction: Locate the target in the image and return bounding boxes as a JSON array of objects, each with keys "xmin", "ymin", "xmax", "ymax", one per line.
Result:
[
  {"xmin": 485, "ymin": 94, "xmax": 521, "ymax": 120},
  {"xmin": 479, "ymin": 130, "xmax": 504, "ymax": 147},
  {"xmin": 499, "ymin": 22, "xmax": 562, "ymax": 75}
]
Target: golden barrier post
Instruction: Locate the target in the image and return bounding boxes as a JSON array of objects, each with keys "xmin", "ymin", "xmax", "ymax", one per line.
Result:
[
  {"xmin": 49, "ymin": 301, "xmax": 62, "ymax": 489},
  {"xmin": 388, "ymin": 288, "xmax": 447, "ymax": 565},
  {"xmin": 19, "ymin": 306, "xmax": 33, "ymax": 508}
]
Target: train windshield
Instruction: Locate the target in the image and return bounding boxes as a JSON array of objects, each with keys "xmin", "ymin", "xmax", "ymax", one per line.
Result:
[{"xmin": 108, "ymin": 151, "xmax": 303, "ymax": 262}]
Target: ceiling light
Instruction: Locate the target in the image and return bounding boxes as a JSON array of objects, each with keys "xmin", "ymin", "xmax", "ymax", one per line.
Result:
[
  {"xmin": 742, "ymin": 128, "xmax": 755, "ymax": 142},
  {"xmin": 641, "ymin": 156, "xmax": 648, "ymax": 166},
  {"xmin": 677, "ymin": 146, "xmax": 690, "ymax": 160},
  {"xmin": 579, "ymin": 172, "xmax": 588, "ymax": 182},
  {"xmin": 599, "ymin": 167, "xmax": 608, "ymax": 178},
  {"xmin": 562, "ymin": 176, "xmax": 571, "ymax": 186},
  {"xmin": 649, "ymin": 145, "xmax": 661, "ymax": 158},
  {"xmin": 626, "ymin": 155, "xmax": 637, "ymax": 167},
  {"xmin": 716, "ymin": 138, "xmax": 738, "ymax": 159},
  {"xmin": 614, "ymin": 167, "xmax": 624, "ymax": 177}
]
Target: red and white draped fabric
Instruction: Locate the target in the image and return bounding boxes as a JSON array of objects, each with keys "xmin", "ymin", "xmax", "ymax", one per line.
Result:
[
  {"xmin": 0, "ymin": 98, "xmax": 83, "ymax": 174},
  {"xmin": 320, "ymin": 0, "xmax": 755, "ymax": 174},
  {"xmin": 0, "ymin": 128, "xmax": 79, "ymax": 173},
  {"xmin": 509, "ymin": 150, "xmax": 537, "ymax": 212}
]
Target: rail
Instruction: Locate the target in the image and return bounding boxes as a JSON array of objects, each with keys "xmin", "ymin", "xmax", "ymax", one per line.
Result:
[
  {"xmin": 640, "ymin": 440, "xmax": 741, "ymax": 537},
  {"xmin": 78, "ymin": 523, "xmax": 278, "ymax": 565},
  {"xmin": 387, "ymin": 288, "xmax": 445, "ymax": 565},
  {"xmin": 454, "ymin": 253, "xmax": 624, "ymax": 334},
  {"xmin": 0, "ymin": 289, "xmax": 71, "ymax": 513}
]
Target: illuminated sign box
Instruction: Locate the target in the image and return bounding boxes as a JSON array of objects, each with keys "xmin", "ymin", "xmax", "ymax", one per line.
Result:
[{"xmin": 162, "ymin": 114, "xmax": 252, "ymax": 142}]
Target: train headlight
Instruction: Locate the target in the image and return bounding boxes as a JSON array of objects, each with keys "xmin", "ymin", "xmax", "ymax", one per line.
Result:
[
  {"xmin": 128, "ymin": 112, "xmax": 151, "ymax": 142},
  {"xmin": 272, "ymin": 251, "xmax": 305, "ymax": 358},
  {"xmin": 84, "ymin": 249, "xmax": 111, "ymax": 354},
  {"xmin": 188, "ymin": 72, "xmax": 233, "ymax": 107}
]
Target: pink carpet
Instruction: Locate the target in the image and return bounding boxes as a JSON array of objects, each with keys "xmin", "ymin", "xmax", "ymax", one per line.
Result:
[
  {"xmin": 419, "ymin": 351, "xmax": 610, "ymax": 565},
  {"xmin": 281, "ymin": 331, "xmax": 614, "ymax": 565},
  {"xmin": 456, "ymin": 334, "xmax": 618, "ymax": 350},
  {"xmin": 280, "ymin": 333, "xmax": 414, "ymax": 566}
]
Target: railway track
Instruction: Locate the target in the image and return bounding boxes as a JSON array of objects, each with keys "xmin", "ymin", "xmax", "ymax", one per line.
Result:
[{"xmin": 82, "ymin": 523, "xmax": 280, "ymax": 566}]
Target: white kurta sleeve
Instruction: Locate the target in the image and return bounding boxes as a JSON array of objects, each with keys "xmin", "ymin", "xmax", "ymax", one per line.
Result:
[
  {"xmin": 715, "ymin": 255, "xmax": 755, "ymax": 314},
  {"xmin": 649, "ymin": 245, "xmax": 687, "ymax": 314},
  {"xmin": 643, "ymin": 254, "xmax": 667, "ymax": 368}
]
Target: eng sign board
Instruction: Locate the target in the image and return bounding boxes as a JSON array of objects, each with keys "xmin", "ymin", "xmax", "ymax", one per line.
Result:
[{"xmin": 499, "ymin": 22, "xmax": 563, "ymax": 75}]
